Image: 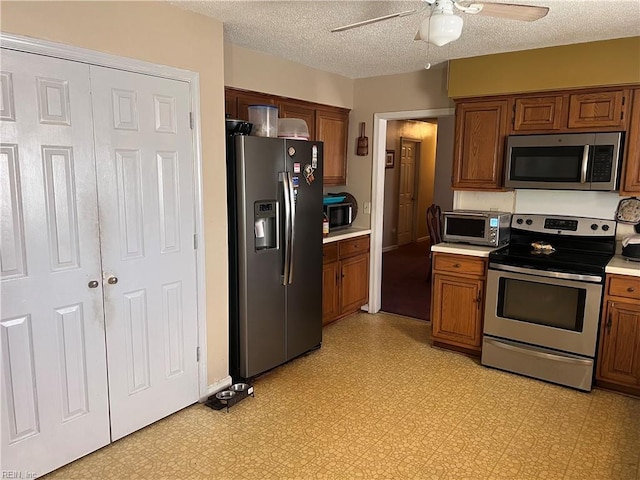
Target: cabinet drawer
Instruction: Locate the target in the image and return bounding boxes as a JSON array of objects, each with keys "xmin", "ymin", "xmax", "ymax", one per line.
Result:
[
  {"xmin": 338, "ymin": 236, "xmax": 369, "ymax": 259},
  {"xmin": 323, "ymin": 242, "xmax": 338, "ymax": 264},
  {"xmin": 433, "ymin": 253, "xmax": 486, "ymax": 276},
  {"xmin": 608, "ymin": 275, "xmax": 640, "ymax": 301}
]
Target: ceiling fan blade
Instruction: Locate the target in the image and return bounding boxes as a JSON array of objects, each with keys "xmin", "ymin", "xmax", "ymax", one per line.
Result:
[
  {"xmin": 465, "ymin": 3, "xmax": 549, "ymax": 21},
  {"xmin": 331, "ymin": 7, "xmax": 426, "ymax": 33}
]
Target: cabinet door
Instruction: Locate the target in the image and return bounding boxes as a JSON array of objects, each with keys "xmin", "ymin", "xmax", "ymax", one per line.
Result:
[
  {"xmin": 316, "ymin": 107, "xmax": 348, "ymax": 186},
  {"xmin": 236, "ymin": 91, "xmax": 275, "ymax": 121},
  {"xmin": 225, "ymin": 89, "xmax": 238, "ymax": 119},
  {"xmin": 568, "ymin": 89, "xmax": 629, "ymax": 129},
  {"xmin": 279, "ymin": 100, "xmax": 316, "ymax": 140},
  {"xmin": 512, "ymin": 96, "xmax": 565, "ymax": 132},
  {"xmin": 340, "ymin": 253, "xmax": 369, "ymax": 314},
  {"xmin": 597, "ymin": 300, "xmax": 640, "ymax": 393},
  {"xmin": 431, "ymin": 273, "xmax": 484, "ymax": 349},
  {"xmin": 620, "ymin": 88, "xmax": 640, "ymax": 195},
  {"xmin": 452, "ymin": 100, "xmax": 509, "ymax": 190},
  {"xmin": 322, "ymin": 261, "xmax": 340, "ymax": 325}
]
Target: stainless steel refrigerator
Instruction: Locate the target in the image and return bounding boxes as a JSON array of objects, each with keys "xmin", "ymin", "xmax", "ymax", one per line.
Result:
[{"xmin": 226, "ymin": 133, "xmax": 323, "ymax": 380}]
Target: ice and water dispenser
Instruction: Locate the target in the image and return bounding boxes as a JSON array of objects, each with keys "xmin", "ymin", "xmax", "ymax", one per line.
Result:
[{"xmin": 254, "ymin": 201, "xmax": 278, "ymax": 251}]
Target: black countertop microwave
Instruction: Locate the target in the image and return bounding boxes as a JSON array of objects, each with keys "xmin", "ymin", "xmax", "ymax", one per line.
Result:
[
  {"xmin": 504, "ymin": 132, "xmax": 623, "ymax": 191},
  {"xmin": 323, "ymin": 202, "xmax": 353, "ymax": 231}
]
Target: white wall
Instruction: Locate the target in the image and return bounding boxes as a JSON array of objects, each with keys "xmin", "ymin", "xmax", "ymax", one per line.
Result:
[{"xmin": 432, "ymin": 116, "xmax": 455, "ymax": 213}]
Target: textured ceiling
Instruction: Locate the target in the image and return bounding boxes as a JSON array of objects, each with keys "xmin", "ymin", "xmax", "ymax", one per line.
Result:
[{"xmin": 173, "ymin": 0, "xmax": 640, "ymax": 79}]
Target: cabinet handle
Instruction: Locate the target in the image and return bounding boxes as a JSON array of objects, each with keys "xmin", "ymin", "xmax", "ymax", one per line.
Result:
[
  {"xmin": 606, "ymin": 310, "xmax": 612, "ymax": 333},
  {"xmin": 453, "ymin": 263, "xmax": 461, "ymax": 268},
  {"xmin": 476, "ymin": 291, "xmax": 482, "ymax": 309},
  {"xmin": 627, "ymin": 286, "xmax": 635, "ymax": 293}
]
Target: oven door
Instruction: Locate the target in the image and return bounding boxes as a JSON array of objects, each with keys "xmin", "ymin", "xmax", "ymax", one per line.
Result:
[{"xmin": 484, "ymin": 264, "xmax": 603, "ymax": 357}]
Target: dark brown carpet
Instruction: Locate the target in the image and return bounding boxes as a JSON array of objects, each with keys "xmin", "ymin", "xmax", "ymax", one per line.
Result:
[{"xmin": 381, "ymin": 241, "xmax": 432, "ymax": 321}]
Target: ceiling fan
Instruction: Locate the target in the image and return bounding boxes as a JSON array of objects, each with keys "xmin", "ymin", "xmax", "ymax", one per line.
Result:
[{"xmin": 331, "ymin": 0, "xmax": 549, "ymax": 47}]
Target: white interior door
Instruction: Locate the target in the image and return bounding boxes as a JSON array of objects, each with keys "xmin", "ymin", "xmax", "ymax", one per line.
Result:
[
  {"xmin": 90, "ymin": 66, "xmax": 199, "ymax": 440},
  {"xmin": 0, "ymin": 50, "xmax": 110, "ymax": 476},
  {"xmin": 397, "ymin": 139, "xmax": 418, "ymax": 245}
]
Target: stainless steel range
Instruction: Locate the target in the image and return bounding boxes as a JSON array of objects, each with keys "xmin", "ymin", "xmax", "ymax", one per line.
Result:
[{"xmin": 482, "ymin": 214, "xmax": 617, "ymax": 391}]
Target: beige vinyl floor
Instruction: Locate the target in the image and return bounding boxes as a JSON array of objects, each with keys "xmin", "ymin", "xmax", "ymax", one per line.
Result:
[{"xmin": 45, "ymin": 312, "xmax": 640, "ymax": 480}]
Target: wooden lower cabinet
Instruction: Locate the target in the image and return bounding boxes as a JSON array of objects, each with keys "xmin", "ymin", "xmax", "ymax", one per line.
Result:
[
  {"xmin": 322, "ymin": 235, "xmax": 369, "ymax": 325},
  {"xmin": 322, "ymin": 261, "xmax": 340, "ymax": 324},
  {"xmin": 596, "ymin": 274, "xmax": 640, "ymax": 396},
  {"xmin": 430, "ymin": 252, "xmax": 487, "ymax": 355}
]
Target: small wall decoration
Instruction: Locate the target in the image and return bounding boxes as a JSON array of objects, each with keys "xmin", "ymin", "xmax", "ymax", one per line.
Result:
[{"xmin": 385, "ymin": 150, "xmax": 395, "ymax": 168}]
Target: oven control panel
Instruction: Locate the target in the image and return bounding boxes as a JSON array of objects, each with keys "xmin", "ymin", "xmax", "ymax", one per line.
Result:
[{"xmin": 512, "ymin": 214, "xmax": 616, "ymax": 237}]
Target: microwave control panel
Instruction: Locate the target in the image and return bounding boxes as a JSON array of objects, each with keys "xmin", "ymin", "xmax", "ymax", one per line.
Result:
[{"xmin": 591, "ymin": 145, "xmax": 614, "ymax": 182}]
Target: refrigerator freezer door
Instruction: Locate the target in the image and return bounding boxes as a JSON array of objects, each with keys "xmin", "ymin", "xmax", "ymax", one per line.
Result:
[
  {"xmin": 236, "ymin": 136, "xmax": 287, "ymax": 378},
  {"xmin": 285, "ymin": 140, "xmax": 323, "ymax": 360}
]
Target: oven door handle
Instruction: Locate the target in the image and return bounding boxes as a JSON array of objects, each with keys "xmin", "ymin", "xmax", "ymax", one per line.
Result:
[
  {"xmin": 489, "ymin": 262, "xmax": 603, "ymax": 283},
  {"xmin": 484, "ymin": 338, "xmax": 593, "ymax": 366}
]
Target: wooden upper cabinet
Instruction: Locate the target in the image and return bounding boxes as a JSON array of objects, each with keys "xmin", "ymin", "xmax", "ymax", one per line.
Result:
[
  {"xmin": 620, "ymin": 88, "xmax": 640, "ymax": 195},
  {"xmin": 453, "ymin": 99, "xmax": 510, "ymax": 190},
  {"xmin": 568, "ymin": 89, "xmax": 629, "ymax": 129},
  {"xmin": 512, "ymin": 95, "xmax": 565, "ymax": 132},
  {"xmin": 225, "ymin": 88, "xmax": 350, "ymax": 185},
  {"xmin": 278, "ymin": 100, "xmax": 316, "ymax": 140},
  {"xmin": 316, "ymin": 107, "xmax": 349, "ymax": 186}
]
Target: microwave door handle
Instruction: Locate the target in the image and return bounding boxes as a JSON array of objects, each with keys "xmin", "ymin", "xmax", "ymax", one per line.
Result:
[
  {"xmin": 580, "ymin": 145, "xmax": 589, "ymax": 184},
  {"xmin": 281, "ymin": 172, "xmax": 291, "ymax": 286},
  {"xmin": 287, "ymin": 172, "xmax": 296, "ymax": 284}
]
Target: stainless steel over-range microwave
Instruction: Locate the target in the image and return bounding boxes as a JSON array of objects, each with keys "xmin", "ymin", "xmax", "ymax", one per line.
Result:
[
  {"xmin": 443, "ymin": 210, "xmax": 511, "ymax": 247},
  {"xmin": 504, "ymin": 132, "xmax": 623, "ymax": 191}
]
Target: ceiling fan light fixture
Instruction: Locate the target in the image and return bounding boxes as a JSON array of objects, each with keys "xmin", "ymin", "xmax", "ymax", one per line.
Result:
[{"xmin": 422, "ymin": 12, "xmax": 463, "ymax": 46}]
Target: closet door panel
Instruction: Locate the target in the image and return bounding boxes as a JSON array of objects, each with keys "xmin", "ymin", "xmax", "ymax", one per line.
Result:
[
  {"xmin": 90, "ymin": 66, "xmax": 199, "ymax": 440},
  {"xmin": 0, "ymin": 49, "xmax": 110, "ymax": 477}
]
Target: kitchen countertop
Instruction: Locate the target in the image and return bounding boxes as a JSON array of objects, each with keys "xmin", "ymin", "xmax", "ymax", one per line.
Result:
[
  {"xmin": 606, "ymin": 255, "xmax": 640, "ymax": 277},
  {"xmin": 323, "ymin": 227, "xmax": 371, "ymax": 244},
  {"xmin": 430, "ymin": 242, "xmax": 498, "ymax": 258}
]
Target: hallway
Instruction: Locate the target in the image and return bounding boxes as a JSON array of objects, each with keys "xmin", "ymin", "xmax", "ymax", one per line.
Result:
[{"xmin": 381, "ymin": 240, "xmax": 431, "ymax": 321}]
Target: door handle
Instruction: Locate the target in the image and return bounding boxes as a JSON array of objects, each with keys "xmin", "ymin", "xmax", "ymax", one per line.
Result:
[
  {"xmin": 580, "ymin": 145, "xmax": 589, "ymax": 184},
  {"xmin": 107, "ymin": 276, "xmax": 118, "ymax": 285},
  {"xmin": 88, "ymin": 280, "xmax": 99, "ymax": 288}
]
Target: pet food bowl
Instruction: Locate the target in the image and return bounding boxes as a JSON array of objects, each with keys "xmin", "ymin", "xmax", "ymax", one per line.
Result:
[
  {"xmin": 215, "ymin": 390, "xmax": 236, "ymax": 402},
  {"xmin": 230, "ymin": 383, "xmax": 250, "ymax": 393}
]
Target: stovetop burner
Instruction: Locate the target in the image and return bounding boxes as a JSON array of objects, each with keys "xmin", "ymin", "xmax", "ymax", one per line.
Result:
[{"xmin": 489, "ymin": 214, "xmax": 617, "ymax": 277}]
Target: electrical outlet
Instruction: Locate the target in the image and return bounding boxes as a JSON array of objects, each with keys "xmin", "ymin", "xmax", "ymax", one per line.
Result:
[{"xmin": 363, "ymin": 201, "xmax": 371, "ymax": 214}]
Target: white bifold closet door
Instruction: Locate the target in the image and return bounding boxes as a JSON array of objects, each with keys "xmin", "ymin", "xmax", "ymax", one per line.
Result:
[
  {"xmin": 90, "ymin": 65, "xmax": 198, "ymax": 441},
  {"xmin": 1, "ymin": 49, "xmax": 111, "ymax": 477},
  {"xmin": 1, "ymin": 48, "xmax": 199, "ymax": 477}
]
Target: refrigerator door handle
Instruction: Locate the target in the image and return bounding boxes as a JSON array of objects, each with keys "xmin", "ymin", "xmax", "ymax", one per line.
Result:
[
  {"xmin": 281, "ymin": 172, "xmax": 292, "ymax": 286},
  {"xmin": 287, "ymin": 171, "xmax": 296, "ymax": 284}
]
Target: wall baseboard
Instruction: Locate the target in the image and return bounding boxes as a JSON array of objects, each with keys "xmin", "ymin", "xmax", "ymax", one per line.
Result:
[
  {"xmin": 382, "ymin": 245, "xmax": 399, "ymax": 253},
  {"xmin": 417, "ymin": 236, "xmax": 430, "ymax": 243}
]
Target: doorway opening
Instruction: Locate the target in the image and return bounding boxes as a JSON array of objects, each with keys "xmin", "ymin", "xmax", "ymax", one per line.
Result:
[{"xmin": 368, "ymin": 109, "xmax": 455, "ymax": 318}]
